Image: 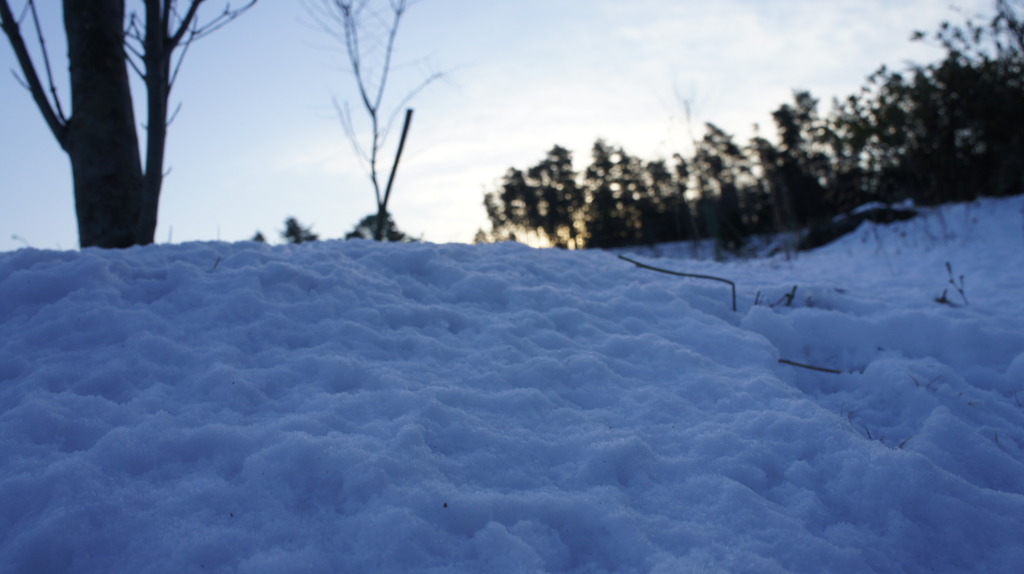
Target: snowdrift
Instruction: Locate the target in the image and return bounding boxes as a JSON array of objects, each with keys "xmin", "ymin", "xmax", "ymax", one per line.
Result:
[{"xmin": 2, "ymin": 197, "xmax": 1023, "ymax": 573}]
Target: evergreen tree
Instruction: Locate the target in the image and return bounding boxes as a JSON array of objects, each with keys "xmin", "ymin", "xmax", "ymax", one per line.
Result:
[
  {"xmin": 346, "ymin": 213, "xmax": 414, "ymax": 242},
  {"xmin": 833, "ymin": 1, "xmax": 1024, "ymax": 206},
  {"xmin": 482, "ymin": 167, "xmax": 540, "ymax": 244},
  {"xmin": 583, "ymin": 140, "xmax": 633, "ymax": 248},
  {"xmin": 768, "ymin": 92, "xmax": 833, "ymax": 226},
  {"xmin": 691, "ymin": 124, "xmax": 755, "ymax": 253},
  {"xmin": 478, "ymin": 2, "xmax": 1024, "ymax": 252},
  {"xmin": 281, "ymin": 217, "xmax": 319, "ymax": 244},
  {"xmin": 526, "ymin": 146, "xmax": 585, "ymax": 248}
]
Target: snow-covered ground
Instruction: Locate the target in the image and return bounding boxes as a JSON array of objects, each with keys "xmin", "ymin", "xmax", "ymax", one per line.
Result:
[{"xmin": 2, "ymin": 196, "xmax": 1023, "ymax": 573}]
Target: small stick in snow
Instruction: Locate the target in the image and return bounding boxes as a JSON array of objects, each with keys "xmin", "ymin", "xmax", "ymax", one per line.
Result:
[
  {"xmin": 618, "ymin": 255, "xmax": 737, "ymax": 312},
  {"xmin": 778, "ymin": 358, "xmax": 842, "ymax": 374},
  {"xmin": 770, "ymin": 285, "xmax": 798, "ymax": 308},
  {"xmin": 945, "ymin": 262, "xmax": 968, "ymax": 305},
  {"xmin": 936, "ymin": 262, "xmax": 968, "ymax": 306}
]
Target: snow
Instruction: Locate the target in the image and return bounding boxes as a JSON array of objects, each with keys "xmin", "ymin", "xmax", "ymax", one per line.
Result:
[{"xmin": 2, "ymin": 196, "xmax": 1023, "ymax": 573}]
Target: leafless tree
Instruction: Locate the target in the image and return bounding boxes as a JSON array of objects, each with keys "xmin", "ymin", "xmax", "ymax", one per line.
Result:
[
  {"xmin": 305, "ymin": 0, "xmax": 440, "ymax": 241},
  {"xmin": 0, "ymin": 1, "xmax": 256, "ymax": 247}
]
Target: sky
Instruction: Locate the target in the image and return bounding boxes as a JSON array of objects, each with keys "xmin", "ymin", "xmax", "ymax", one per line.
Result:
[{"xmin": 0, "ymin": 0, "xmax": 993, "ymax": 251}]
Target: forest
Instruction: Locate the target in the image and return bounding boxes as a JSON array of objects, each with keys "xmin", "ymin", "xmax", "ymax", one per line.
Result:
[{"xmin": 477, "ymin": 1, "xmax": 1024, "ymax": 254}]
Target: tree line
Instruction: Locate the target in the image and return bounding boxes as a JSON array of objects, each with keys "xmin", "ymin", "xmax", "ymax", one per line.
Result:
[{"xmin": 478, "ymin": 0, "xmax": 1024, "ymax": 252}]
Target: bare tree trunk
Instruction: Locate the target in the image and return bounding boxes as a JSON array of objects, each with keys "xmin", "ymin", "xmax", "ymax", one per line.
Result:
[
  {"xmin": 4, "ymin": 0, "xmax": 255, "ymax": 248},
  {"xmin": 137, "ymin": 0, "xmax": 171, "ymax": 245},
  {"xmin": 131, "ymin": 0, "xmax": 256, "ymax": 244},
  {"xmin": 64, "ymin": 0, "xmax": 144, "ymax": 248}
]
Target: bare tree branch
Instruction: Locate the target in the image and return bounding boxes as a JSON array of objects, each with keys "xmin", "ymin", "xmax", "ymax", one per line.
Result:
[
  {"xmin": 9, "ymin": 68, "xmax": 28, "ymax": 90},
  {"xmin": 125, "ymin": 1, "xmax": 257, "ymax": 87},
  {"xmin": 380, "ymin": 69, "xmax": 440, "ymax": 142},
  {"xmin": 124, "ymin": 17, "xmax": 147, "ymax": 77},
  {"xmin": 166, "ymin": 100, "xmax": 183, "ymax": 126},
  {"xmin": 132, "ymin": 1, "xmax": 259, "ymax": 242},
  {"xmin": 165, "ymin": 1, "xmax": 257, "ymax": 90},
  {"xmin": 167, "ymin": 27, "xmax": 193, "ymax": 93},
  {"xmin": 27, "ymin": 0, "xmax": 67, "ymax": 125},
  {"xmin": 0, "ymin": 0, "xmax": 69, "ymax": 146},
  {"xmin": 178, "ymin": 0, "xmax": 257, "ymax": 44},
  {"xmin": 168, "ymin": 0, "xmax": 205, "ymax": 47},
  {"xmin": 334, "ymin": 97, "xmax": 373, "ymax": 171},
  {"xmin": 306, "ymin": 0, "xmax": 441, "ymax": 239}
]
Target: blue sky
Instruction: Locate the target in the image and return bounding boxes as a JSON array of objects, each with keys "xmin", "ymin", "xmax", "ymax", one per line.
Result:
[{"xmin": 0, "ymin": 0, "xmax": 989, "ymax": 251}]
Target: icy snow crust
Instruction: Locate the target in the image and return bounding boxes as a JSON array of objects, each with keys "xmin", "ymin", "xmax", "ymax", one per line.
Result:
[{"xmin": 2, "ymin": 197, "xmax": 1023, "ymax": 573}]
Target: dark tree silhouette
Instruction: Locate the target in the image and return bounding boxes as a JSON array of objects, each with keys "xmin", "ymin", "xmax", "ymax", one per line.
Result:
[
  {"xmin": 831, "ymin": 1, "xmax": 1024, "ymax": 207},
  {"xmin": 481, "ymin": 141, "xmax": 695, "ymax": 250},
  {"xmin": 479, "ymin": 1, "xmax": 1024, "ymax": 253},
  {"xmin": 765, "ymin": 92, "xmax": 832, "ymax": 227},
  {"xmin": 281, "ymin": 217, "xmax": 319, "ymax": 244},
  {"xmin": 526, "ymin": 145, "xmax": 585, "ymax": 248},
  {"xmin": 482, "ymin": 166, "xmax": 542, "ymax": 245},
  {"xmin": 691, "ymin": 124, "xmax": 756, "ymax": 253},
  {"xmin": 346, "ymin": 212, "xmax": 414, "ymax": 241},
  {"xmin": 0, "ymin": 1, "xmax": 256, "ymax": 248}
]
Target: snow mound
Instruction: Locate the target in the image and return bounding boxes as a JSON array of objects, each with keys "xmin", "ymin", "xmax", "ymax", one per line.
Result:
[{"xmin": 2, "ymin": 196, "xmax": 1023, "ymax": 573}]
